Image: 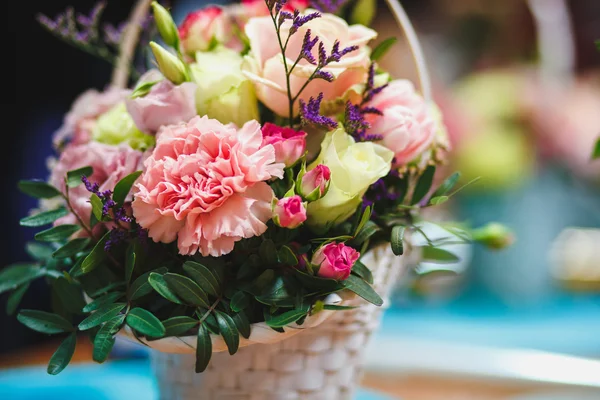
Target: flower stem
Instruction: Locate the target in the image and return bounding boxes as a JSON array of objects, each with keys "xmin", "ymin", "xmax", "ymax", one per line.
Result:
[
  {"xmin": 62, "ymin": 182, "xmax": 95, "ymax": 238},
  {"xmin": 198, "ymin": 297, "xmax": 222, "ymax": 324},
  {"xmin": 270, "ymin": 9, "xmax": 295, "ymax": 127}
]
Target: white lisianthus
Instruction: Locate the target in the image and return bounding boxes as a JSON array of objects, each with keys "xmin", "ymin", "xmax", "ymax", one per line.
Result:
[
  {"xmin": 190, "ymin": 46, "xmax": 259, "ymax": 126},
  {"xmin": 307, "ymin": 128, "xmax": 394, "ymax": 231}
]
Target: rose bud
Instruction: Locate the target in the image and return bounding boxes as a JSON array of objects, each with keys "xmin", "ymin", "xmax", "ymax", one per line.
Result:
[
  {"xmin": 261, "ymin": 123, "xmax": 307, "ymax": 167},
  {"xmin": 297, "ymin": 164, "xmax": 331, "ymax": 202},
  {"xmin": 312, "ymin": 242, "xmax": 360, "ymax": 281},
  {"xmin": 272, "ymin": 195, "xmax": 307, "ymax": 229}
]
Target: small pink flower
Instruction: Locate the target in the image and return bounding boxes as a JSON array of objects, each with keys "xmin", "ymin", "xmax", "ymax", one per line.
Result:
[
  {"xmin": 364, "ymin": 80, "xmax": 436, "ymax": 166},
  {"xmin": 125, "ymin": 79, "xmax": 197, "ymax": 134},
  {"xmin": 50, "ymin": 142, "xmax": 147, "ymax": 227},
  {"xmin": 312, "ymin": 242, "xmax": 359, "ymax": 281},
  {"xmin": 53, "ymin": 87, "xmax": 130, "ymax": 148},
  {"xmin": 132, "ymin": 116, "xmax": 285, "ymax": 257},
  {"xmin": 299, "ymin": 164, "xmax": 330, "ymax": 201},
  {"xmin": 178, "ymin": 6, "xmax": 242, "ymax": 54},
  {"xmin": 261, "ymin": 123, "xmax": 307, "ymax": 167},
  {"xmin": 273, "ymin": 195, "xmax": 307, "ymax": 229}
]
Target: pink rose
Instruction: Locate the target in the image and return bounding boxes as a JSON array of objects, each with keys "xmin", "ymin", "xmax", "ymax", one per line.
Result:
[
  {"xmin": 53, "ymin": 87, "xmax": 130, "ymax": 148},
  {"xmin": 312, "ymin": 242, "xmax": 359, "ymax": 281},
  {"xmin": 125, "ymin": 80, "xmax": 197, "ymax": 134},
  {"xmin": 261, "ymin": 123, "xmax": 307, "ymax": 167},
  {"xmin": 273, "ymin": 195, "xmax": 307, "ymax": 229},
  {"xmin": 299, "ymin": 164, "xmax": 330, "ymax": 201},
  {"xmin": 243, "ymin": 10, "xmax": 376, "ymax": 117},
  {"xmin": 50, "ymin": 142, "xmax": 147, "ymax": 227},
  {"xmin": 364, "ymin": 80, "xmax": 436, "ymax": 166},
  {"xmin": 178, "ymin": 6, "xmax": 242, "ymax": 54},
  {"xmin": 132, "ymin": 116, "xmax": 285, "ymax": 257}
]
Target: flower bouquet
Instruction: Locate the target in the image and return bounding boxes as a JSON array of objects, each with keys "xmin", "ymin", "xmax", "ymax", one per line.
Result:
[{"xmin": 3, "ymin": 0, "xmax": 508, "ymax": 398}]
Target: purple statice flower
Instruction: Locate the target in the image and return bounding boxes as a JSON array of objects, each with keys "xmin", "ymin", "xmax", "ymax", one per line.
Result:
[
  {"xmin": 37, "ymin": 14, "xmax": 59, "ymax": 30},
  {"xmin": 290, "ymin": 11, "xmax": 320, "ymax": 34},
  {"xmin": 103, "ymin": 22, "xmax": 125, "ymax": 45},
  {"xmin": 299, "ymin": 93, "xmax": 338, "ymax": 130},
  {"xmin": 311, "ymin": 0, "xmax": 349, "ymax": 13},
  {"xmin": 344, "ymin": 101, "xmax": 384, "ymax": 142},
  {"xmin": 114, "ymin": 207, "xmax": 133, "ymax": 223},
  {"xmin": 81, "ymin": 176, "xmax": 130, "ymax": 220},
  {"xmin": 300, "ymin": 30, "xmax": 318, "ymax": 65},
  {"xmin": 104, "ymin": 228, "xmax": 126, "ymax": 251},
  {"xmin": 326, "ymin": 41, "xmax": 358, "ymax": 64},
  {"xmin": 314, "ymin": 70, "xmax": 334, "ymax": 82},
  {"xmin": 362, "ymin": 63, "xmax": 389, "ymax": 104},
  {"xmin": 82, "ymin": 175, "xmax": 100, "ymax": 193}
]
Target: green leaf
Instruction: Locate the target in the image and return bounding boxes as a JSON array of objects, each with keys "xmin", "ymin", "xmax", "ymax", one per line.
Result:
[
  {"xmin": 411, "ymin": 165, "xmax": 436, "ymax": 205},
  {"xmin": 131, "ymin": 79, "xmax": 161, "ymax": 98},
  {"xmin": 90, "ymin": 194, "xmax": 104, "ymax": 221},
  {"xmin": 26, "ymin": 242, "xmax": 54, "ymax": 261},
  {"xmin": 353, "ymin": 205, "xmax": 372, "ymax": 237},
  {"xmin": 195, "ymin": 323, "xmax": 212, "ymax": 373},
  {"xmin": 6, "ymin": 283, "xmax": 30, "ymax": 315},
  {"xmin": 229, "ymin": 291, "xmax": 250, "ymax": 312},
  {"xmin": 292, "ymin": 269, "xmax": 342, "ymax": 292},
  {"xmin": 259, "ymin": 239, "xmax": 278, "ymax": 265},
  {"xmin": 92, "ymin": 315, "xmax": 124, "ymax": 363},
  {"xmin": 125, "ymin": 244, "xmax": 136, "ymax": 285},
  {"xmin": 0, "ymin": 264, "xmax": 45, "ymax": 295},
  {"xmin": 52, "ymin": 238, "xmax": 91, "ymax": 259},
  {"xmin": 47, "ymin": 333, "xmax": 77, "ymax": 375},
  {"xmin": 351, "ymin": 260, "xmax": 373, "ymax": 284},
  {"xmin": 20, "ymin": 208, "xmax": 68, "ymax": 227},
  {"xmin": 78, "ymin": 303, "xmax": 127, "ymax": 331},
  {"xmin": 350, "ymin": 0, "xmax": 376, "ymax": 26},
  {"xmin": 82, "ymin": 292, "xmax": 124, "ymax": 313},
  {"xmin": 68, "ymin": 258, "xmax": 85, "ymax": 278},
  {"xmin": 87, "ymin": 281, "xmax": 126, "ymax": 298},
  {"xmin": 18, "ymin": 180, "xmax": 61, "ymax": 199},
  {"xmin": 163, "ymin": 316, "xmax": 198, "ymax": 337},
  {"xmin": 66, "ymin": 166, "xmax": 93, "ymax": 188},
  {"xmin": 429, "ymin": 196, "xmax": 449, "ymax": 206},
  {"xmin": 183, "ymin": 261, "xmax": 220, "ymax": 297},
  {"xmin": 81, "ymin": 231, "xmax": 111, "ymax": 274},
  {"xmin": 391, "ymin": 226, "xmax": 405, "ymax": 256},
  {"xmin": 34, "ymin": 225, "xmax": 80, "ymax": 242},
  {"xmin": 215, "ymin": 311, "xmax": 239, "ymax": 355},
  {"xmin": 53, "ymin": 277, "xmax": 86, "ymax": 314},
  {"xmin": 370, "ymin": 37, "xmax": 397, "ymax": 61},
  {"xmin": 232, "ymin": 312, "xmax": 251, "ymax": 339},
  {"xmin": 113, "ymin": 171, "xmax": 142, "ymax": 206},
  {"xmin": 431, "ymin": 172, "xmax": 460, "ymax": 198},
  {"xmin": 278, "ymin": 246, "xmax": 298, "ymax": 266},
  {"xmin": 592, "ymin": 137, "xmax": 600, "ymax": 160},
  {"xmin": 421, "ymin": 246, "xmax": 460, "ymax": 264},
  {"xmin": 255, "ymin": 276, "xmax": 296, "ymax": 307},
  {"xmin": 323, "ymin": 304, "xmax": 358, "ymax": 311},
  {"xmin": 17, "ymin": 310, "xmax": 73, "ymax": 334},
  {"xmin": 351, "ymin": 220, "xmax": 380, "ymax": 246},
  {"xmin": 126, "ymin": 308, "xmax": 166, "ymax": 338},
  {"xmin": 342, "ymin": 275, "xmax": 383, "ymax": 306},
  {"xmin": 163, "ymin": 273, "xmax": 209, "ymax": 308},
  {"xmin": 266, "ymin": 308, "xmax": 309, "ymax": 328},
  {"xmin": 129, "ymin": 268, "xmax": 168, "ymax": 301},
  {"xmin": 148, "ymin": 273, "xmax": 183, "ymax": 304}
]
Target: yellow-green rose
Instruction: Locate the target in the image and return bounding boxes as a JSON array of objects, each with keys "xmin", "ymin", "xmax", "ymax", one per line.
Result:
[
  {"xmin": 190, "ymin": 46, "xmax": 259, "ymax": 126},
  {"xmin": 92, "ymin": 102, "xmax": 155, "ymax": 150},
  {"xmin": 307, "ymin": 128, "xmax": 394, "ymax": 231}
]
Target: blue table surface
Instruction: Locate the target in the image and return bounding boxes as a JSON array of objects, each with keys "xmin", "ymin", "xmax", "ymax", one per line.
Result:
[{"xmin": 0, "ymin": 359, "xmax": 395, "ymax": 400}]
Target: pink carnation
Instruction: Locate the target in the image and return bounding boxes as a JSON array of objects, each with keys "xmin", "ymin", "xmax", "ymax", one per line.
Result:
[
  {"xmin": 53, "ymin": 87, "xmax": 130, "ymax": 148},
  {"xmin": 132, "ymin": 116, "xmax": 285, "ymax": 256},
  {"xmin": 312, "ymin": 242, "xmax": 359, "ymax": 281},
  {"xmin": 50, "ymin": 142, "xmax": 147, "ymax": 227},
  {"xmin": 364, "ymin": 80, "xmax": 436, "ymax": 166},
  {"xmin": 261, "ymin": 123, "xmax": 307, "ymax": 167}
]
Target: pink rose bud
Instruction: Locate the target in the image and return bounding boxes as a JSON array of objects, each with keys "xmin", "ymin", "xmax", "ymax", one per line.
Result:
[
  {"xmin": 312, "ymin": 242, "xmax": 360, "ymax": 281},
  {"xmin": 261, "ymin": 123, "xmax": 307, "ymax": 167},
  {"xmin": 273, "ymin": 195, "xmax": 307, "ymax": 229},
  {"xmin": 298, "ymin": 164, "xmax": 331, "ymax": 201},
  {"xmin": 178, "ymin": 6, "xmax": 242, "ymax": 54}
]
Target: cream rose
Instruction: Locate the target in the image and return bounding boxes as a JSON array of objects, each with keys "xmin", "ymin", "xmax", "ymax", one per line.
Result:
[
  {"xmin": 306, "ymin": 128, "xmax": 393, "ymax": 231},
  {"xmin": 242, "ymin": 10, "xmax": 376, "ymax": 118}
]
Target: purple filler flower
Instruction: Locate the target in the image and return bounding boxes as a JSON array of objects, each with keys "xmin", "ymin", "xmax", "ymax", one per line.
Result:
[{"xmin": 299, "ymin": 93, "xmax": 338, "ymax": 129}]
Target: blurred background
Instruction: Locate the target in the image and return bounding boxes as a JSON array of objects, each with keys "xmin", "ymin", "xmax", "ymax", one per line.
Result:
[{"xmin": 4, "ymin": 0, "xmax": 600, "ymax": 399}]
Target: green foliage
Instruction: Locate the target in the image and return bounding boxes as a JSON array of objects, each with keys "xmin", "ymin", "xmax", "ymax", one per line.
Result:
[
  {"xmin": 66, "ymin": 166, "xmax": 93, "ymax": 188},
  {"xmin": 47, "ymin": 333, "xmax": 77, "ymax": 375},
  {"xmin": 342, "ymin": 275, "xmax": 383, "ymax": 306},
  {"xmin": 35, "ymin": 225, "xmax": 80, "ymax": 242},
  {"xmin": 20, "ymin": 208, "xmax": 69, "ymax": 227},
  {"xmin": 78, "ymin": 303, "xmax": 126, "ymax": 330},
  {"xmin": 17, "ymin": 310, "xmax": 74, "ymax": 334},
  {"xmin": 83, "ymin": 292, "xmax": 124, "ymax": 313},
  {"xmin": 420, "ymin": 246, "xmax": 460, "ymax": 263},
  {"xmin": 163, "ymin": 316, "xmax": 198, "ymax": 337},
  {"xmin": 195, "ymin": 324, "xmax": 212, "ymax": 373},
  {"xmin": 183, "ymin": 262, "xmax": 220, "ymax": 297},
  {"xmin": 53, "ymin": 238, "xmax": 91, "ymax": 259},
  {"xmin": 113, "ymin": 171, "xmax": 143, "ymax": 206},
  {"xmin": 126, "ymin": 308, "xmax": 166, "ymax": 338},
  {"xmin": 52, "ymin": 277, "xmax": 86, "ymax": 314},
  {"xmin": 391, "ymin": 226, "xmax": 405, "ymax": 256},
  {"xmin": 350, "ymin": 0, "xmax": 376, "ymax": 27},
  {"xmin": 215, "ymin": 311, "xmax": 239, "ymax": 355},
  {"xmin": 163, "ymin": 273, "xmax": 210, "ymax": 308},
  {"xmin": 18, "ymin": 180, "xmax": 61, "ymax": 199},
  {"xmin": 266, "ymin": 307, "xmax": 309, "ymax": 328},
  {"xmin": 0, "ymin": 264, "xmax": 46, "ymax": 295},
  {"xmin": 148, "ymin": 273, "xmax": 183, "ymax": 304},
  {"xmin": 81, "ymin": 231, "xmax": 111, "ymax": 274},
  {"xmin": 6, "ymin": 283, "xmax": 30, "ymax": 315},
  {"xmin": 592, "ymin": 137, "xmax": 600, "ymax": 160},
  {"xmin": 371, "ymin": 37, "xmax": 397, "ymax": 61},
  {"xmin": 90, "ymin": 194, "xmax": 104, "ymax": 221},
  {"xmin": 351, "ymin": 260, "xmax": 373, "ymax": 284},
  {"xmin": 411, "ymin": 165, "xmax": 436, "ymax": 205}
]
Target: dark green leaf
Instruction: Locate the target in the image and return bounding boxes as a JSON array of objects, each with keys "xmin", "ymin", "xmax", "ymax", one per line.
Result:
[
  {"xmin": 35, "ymin": 225, "xmax": 80, "ymax": 242},
  {"xmin": 411, "ymin": 165, "xmax": 436, "ymax": 205},
  {"xmin": 391, "ymin": 226, "xmax": 405, "ymax": 256},
  {"xmin": 232, "ymin": 312, "xmax": 251, "ymax": 339},
  {"xmin": 163, "ymin": 273, "xmax": 209, "ymax": 308},
  {"xmin": 87, "ymin": 281, "xmax": 126, "ymax": 298},
  {"xmin": 421, "ymin": 246, "xmax": 460, "ymax": 264},
  {"xmin": 350, "ymin": 0, "xmax": 376, "ymax": 26},
  {"xmin": 215, "ymin": 311, "xmax": 239, "ymax": 355},
  {"xmin": 17, "ymin": 310, "xmax": 73, "ymax": 334},
  {"xmin": 53, "ymin": 238, "xmax": 91, "ymax": 259},
  {"xmin": 183, "ymin": 261, "xmax": 219, "ymax": 297},
  {"xmin": 113, "ymin": 171, "xmax": 142, "ymax": 206},
  {"xmin": 0, "ymin": 264, "xmax": 45, "ymax": 295},
  {"xmin": 195, "ymin": 323, "xmax": 212, "ymax": 373},
  {"xmin": 353, "ymin": 205, "xmax": 372, "ymax": 237},
  {"xmin": 18, "ymin": 180, "xmax": 61, "ymax": 199},
  {"xmin": 6, "ymin": 283, "xmax": 29, "ymax": 315},
  {"xmin": 291, "ymin": 269, "xmax": 343, "ymax": 292},
  {"xmin": 90, "ymin": 194, "xmax": 104, "ymax": 221},
  {"xmin": 163, "ymin": 316, "xmax": 198, "ymax": 337},
  {"xmin": 351, "ymin": 260, "xmax": 373, "ymax": 284},
  {"xmin": 20, "ymin": 208, "xmax": 68, "ymax": 227},
  {"xmin": 342, "ymin": 275, "xmax": 383, "ymax": 306},
  {"xmin": 83, "ymin": 292, "xmax": 125, "ymax": 313},
  {"xmin": 323, "ymin": 304, "xmax": 358, "ymax": 311},
  {"xmin": 148, "ymin": 273, "xmax": 183, "ymax": 304},
  {"xmin": 259, "ymin": 239, "xmax": 278, "ymax": 265},
  {"xmin": 66, "ymin": 166, "xmax": 93, "ymax": 188},
  {"xmin": 81, "ymin": 231, "xmax": 111, "ymax": 274},
  {"xmin": 129, "ymin": 267, "xmax": 167, "ymax": 300},
  {"xmin": 266, "ymin": 308, "xmax": 309, "ymax": 328},
  {"xmin": 370, "ymin": 37, "xmax": 397, "ymax": 61},
  {"xmin": 278, "ymin": 246, "xmax": 298, "ymax": 266},
  {"xmin": 47, "ymin": 333, "xmax": 76, "ymax": 375},
  {"xmin": 592, "ymin": 137, "xmax": 600, "ymax": 160},
  {"xmin": 126, "ymin": 308, "xmax": 166, "ymax": 338},
  {"xmin": 78, "ymin": 303, "xmax": 126, "ymax": 330},
  {"xmin": 53, "ymin": 277, "xmax": 86, "ymax": 314},
  {"xmin": 431, "ymin": 172, "xmax": 460, "ymax": 198},
  {"xmin": 125, "ymin": 244, "xmax": 136, "ymax": 284},
  {"xmin": 229, "ymin": 291, "xmax": 250, "ymax": 312},
  {"xmin": 26, "ymin": 242, "xmax": 54, "ymax": 261},
  {"xmin": 256, "ymin": 276, "xmax": 296, "ymax": 307},
  {"xmin": 351, "ymin": 220, "xmax": 380, "ymax": 246},
  {"xmin": 92, "ymin": 315, "xmax": 124, "ymax": 363},
  {"xmin": 68, "ymin": 258, "xmax": 85, "ymax": 278}
]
